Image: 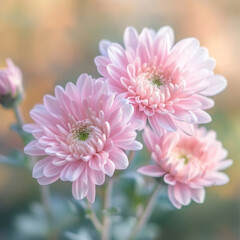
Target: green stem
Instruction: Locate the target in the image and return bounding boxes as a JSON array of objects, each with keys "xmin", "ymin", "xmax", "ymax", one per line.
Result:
[
  {"xmin": 128, "ymin": 151, "xmax": 135, "ymax": 163},
  {"xmin": 127, "ymin": 184, "xmax": 162, "ymax": 240},
  {"xmin": 87, "ymin": 201, "xmax": 103, "ymax": 232},
  {"xmin": 40, "ymin": 183, "xmax": 53, "ymax": 222},
  {"xmin": 13, "ymin": 104, "xmax": 24, "ymax": 128},
  {"xmin": 12, "ymin": 104, "xmax": 53, "ymax": 222},
  {"xmin": 102, "ymin": 178, "xmax": 113, "ymax": 240}
]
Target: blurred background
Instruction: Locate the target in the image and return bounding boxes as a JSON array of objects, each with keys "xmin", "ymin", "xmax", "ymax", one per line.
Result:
[{"xmin": 0, "ymin": 0, "xmax": 239, "ymax": 239}]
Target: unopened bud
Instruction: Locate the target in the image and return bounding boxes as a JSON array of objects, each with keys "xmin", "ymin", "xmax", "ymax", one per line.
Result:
[{"xmin": 0, "ymin": 59, "xmax": 23, "ymax": 108}]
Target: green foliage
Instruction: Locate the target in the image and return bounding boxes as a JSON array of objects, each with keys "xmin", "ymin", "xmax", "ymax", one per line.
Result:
[
  {"xmin": 0, "ymin": 149, "xmax": 29, "ymax": 168},
  {"xmin": 11, "ymin": 124, "xmax": 34, "ymax": 145},
  {"xmin": 102, "ymin": 207, "xmax": 121, "ymax": 216}
]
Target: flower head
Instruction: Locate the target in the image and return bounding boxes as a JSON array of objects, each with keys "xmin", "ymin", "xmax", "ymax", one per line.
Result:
[
  {"xmin": 95, "ymin": 26, "xmax": 227, "ymax": 135},
  {"xmin": 0, "ymin": 59, "xmax": 23, "ymax": 108},
  {"xmin": 138, "ymin": 126, "xmax": 232, "ymax": 209},
  {"xmin": 24, "ymin": 74, "xmax": 142, "ymax": 202}
]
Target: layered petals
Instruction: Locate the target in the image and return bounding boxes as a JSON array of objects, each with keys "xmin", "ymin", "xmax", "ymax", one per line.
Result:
[
  {"xmin": 24, "ymin": 74, "xmax": 142, "ymax": 203},
  {"xmin": 95, "ymin": 26, "xmax": 227, "ymax": 135},
  {"xmin": 138, "ymin": 126, "xmax": 232, "ymax": 209}
]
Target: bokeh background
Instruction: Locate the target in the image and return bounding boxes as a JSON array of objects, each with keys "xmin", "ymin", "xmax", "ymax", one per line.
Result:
[{"xmin": 0, "ymin": 0, "xmax": 239, "ymax": 239}]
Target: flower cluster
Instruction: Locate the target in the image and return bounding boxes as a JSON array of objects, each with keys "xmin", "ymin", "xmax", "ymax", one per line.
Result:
[{"xmin": 22, "ymin": 26, "xmax": 231, "ymax": 207}]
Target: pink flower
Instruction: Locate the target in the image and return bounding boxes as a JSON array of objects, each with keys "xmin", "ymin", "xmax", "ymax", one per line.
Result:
[
  {"xmin": 95, "ymin": 27, "xmax": 227, "ymax": 135},
  {"xmin": 138, "ymin": 126, "xmax": 232, "ymax": 209},
  {"xmin": 0, "ymin": 59, "xmax": 23, "ymax": 107},
  {"xmin": 24, "ymin": 74, "xmax": 142, "ymax": 203}
]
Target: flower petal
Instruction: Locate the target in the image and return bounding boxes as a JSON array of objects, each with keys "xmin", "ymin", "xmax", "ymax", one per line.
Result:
[
  {"xmin": 191, "ymin": 188, "xmax": 205, "ymax": 203},
  {"xmin": 103, "ymin": 159, "xmax": 115, "ymax": 177},
  {"xmin": 168, "ymin": 186, "xmax": 182, "ymax": 209},
  {"xmin": 86, "ymin": 180, "xmax": 96, "ymax": 203},
  {"xmin": 32, "ymin": 157, "xmax": 52, "ymax": 178},
  {"xmin": 37, "ymin": 175, "xmax": 59, "ymax": 185},
  {"xmin": 109, "ymin": 148, "xmax": 128, "ymax": 170},
  {"xmin": 24, "ymin": 141, "xmax": 45, "ymax": 156},
  {"xmin": 124, "ymin": 26, "xmax": 139, "ymax": 50},
  {"xmin": 72, "ymin": 177, "xmax": 88, "ymax": 200},
  {"xmin": 201, "ymin": 75, "xmax": 227, "ymax": 96},
  {"xmin": 173, "ymin": 183, "xmax": 191, "ymax": 206},
  {"xmin": 138, "ymin": 165, "xmax": 166, "ymax": 177}
]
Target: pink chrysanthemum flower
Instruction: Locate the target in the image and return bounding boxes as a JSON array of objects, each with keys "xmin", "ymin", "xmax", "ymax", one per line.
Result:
[
  {"xmin": 138, "ymin": 126, "xmax": 232, "ymax": 209},
  {"xmin": 24, "ymin": 74, "xmax": 142, "ymax": 202},
  {"xmin": 95, "ymin": 26, "xmax": 227, "ymax": 135},
  {"xmin": 0, "ymin": 59, "xmax": 23, "ymax": 108}
]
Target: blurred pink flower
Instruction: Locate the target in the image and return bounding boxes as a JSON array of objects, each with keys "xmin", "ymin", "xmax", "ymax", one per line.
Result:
[
  {"xmin": 95, "ymin": 27, "xmax": 227, "ymax": 135},
  {"xmin": 24, "ymin": 74, "xmax": 142, "ymax": 202},
  {"xmin": 138, "ymin": 126, "xmax": 232, "ymax": 209},
  {"xmin": 0, "ymin": 59, "xmax": 23, "ymax": 107}
]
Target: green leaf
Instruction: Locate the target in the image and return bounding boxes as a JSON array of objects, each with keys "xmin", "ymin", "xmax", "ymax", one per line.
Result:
[
  {"xmin": 0, "ymin": 149, "xmax": 28, "ymax": 167},
  {"xmin": 102, "ymin": 207, "xmax": 121, "ymax": 216},
  {"xmin": 11, "ymin": 124, "xmax": 34, "ymax": 144}
]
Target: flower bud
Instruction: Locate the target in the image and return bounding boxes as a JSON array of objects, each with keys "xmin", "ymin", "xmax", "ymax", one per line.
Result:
[{"xmin": 0, "ymin": 59, "xmax": 23, "ymax": 108}]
